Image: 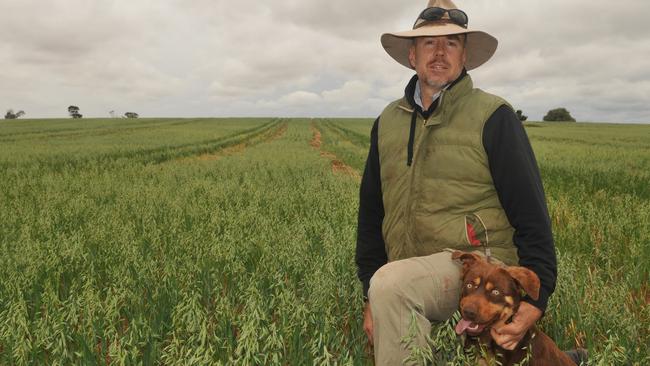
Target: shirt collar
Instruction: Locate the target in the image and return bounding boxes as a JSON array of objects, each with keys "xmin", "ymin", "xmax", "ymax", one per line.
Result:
[{"xmin": 413, "ymin": 79, "xmax": 444, "ymax": 110}]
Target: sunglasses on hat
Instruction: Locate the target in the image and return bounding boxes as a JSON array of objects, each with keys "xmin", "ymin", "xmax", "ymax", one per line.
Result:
[{"xmin": 414, "ymin": 7, "xmax": 468, "ymax": 29}]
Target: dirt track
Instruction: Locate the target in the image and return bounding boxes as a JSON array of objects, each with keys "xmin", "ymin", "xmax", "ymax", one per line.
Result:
[
  {"xmin": 310, "ymin": 125, "xmax": 360, "ymax": 180},
  {"xmin": 191, "ymin": 122, "xmax": 288, "ymax": 162}
]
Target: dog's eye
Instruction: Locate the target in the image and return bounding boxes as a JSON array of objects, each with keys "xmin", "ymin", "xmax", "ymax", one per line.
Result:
[
  {"xmin": 466, "ymin": 283, "xmax": 473, "ymax": 289},
  {"xmin": 491, "ymin": 289, "xmax": 500, "ymax": 296}
]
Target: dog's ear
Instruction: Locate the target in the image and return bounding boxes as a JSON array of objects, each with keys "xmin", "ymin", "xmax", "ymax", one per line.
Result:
[
  {"xmin": 451, "ymin": 251, "xmax": 482, "ymax": 273},
  {"xmin": 504, "ymin": 266, "xmax": 540, "ymax": 301}
]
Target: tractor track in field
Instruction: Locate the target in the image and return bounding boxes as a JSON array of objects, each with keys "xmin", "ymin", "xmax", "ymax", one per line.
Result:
[
  {"xmin": 320, "ymin": 120, "xmax": 370, "ymax": 150},
  {"xmin": 182, "ymin": 121, "xmax": 287, "ymax": 162},
  {"xmin": 310, "ymin": 124, "xmax": 360, "ymax": 180},
  {"xmin": 0, "ymin": 118, "xmax": 208, "ymax": 143}
]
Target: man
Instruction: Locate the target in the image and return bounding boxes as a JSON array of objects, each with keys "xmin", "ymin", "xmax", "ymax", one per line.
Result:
[{"xmin": 355, "ymin": 0, "xmax": 573, "ymax": 364}]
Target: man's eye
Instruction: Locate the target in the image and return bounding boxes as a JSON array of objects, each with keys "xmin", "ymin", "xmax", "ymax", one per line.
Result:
[{"xmin": 466, "ymin": 283, "xmax": 473, "ymax": 289}]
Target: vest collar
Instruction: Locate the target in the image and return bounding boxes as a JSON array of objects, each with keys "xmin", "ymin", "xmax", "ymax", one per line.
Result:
[{"xmin": 398, "ymin": 69, "xmax": 473, "ymax": 125}]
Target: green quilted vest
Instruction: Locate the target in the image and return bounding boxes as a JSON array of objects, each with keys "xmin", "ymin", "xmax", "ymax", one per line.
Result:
[{"xmin": 378, "ymin": 75, "xmax": 518, "ymax": 265}]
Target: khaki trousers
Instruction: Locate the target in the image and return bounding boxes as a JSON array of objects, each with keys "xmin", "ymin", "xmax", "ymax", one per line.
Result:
[{"xmin": 368, "ymin": 251, "xmax": 463, "ymax": 365}]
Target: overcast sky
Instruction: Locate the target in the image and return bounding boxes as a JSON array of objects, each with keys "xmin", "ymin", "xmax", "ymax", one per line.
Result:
[{"xmin": 1, "ymin": 0, "xmax": 649, "ymax": 122}]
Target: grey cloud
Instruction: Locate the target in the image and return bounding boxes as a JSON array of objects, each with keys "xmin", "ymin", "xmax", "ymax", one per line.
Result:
[
  {"xmin": 1, "ymin": 1, "xmax": 138, "ymax": 59},
  {"xmin": 264, "ymin": 0, "xmax": 418, "ymax": 40},
  {"xmin": 465, "ymin": 0, "xmax": 650, "ymax": 122}
]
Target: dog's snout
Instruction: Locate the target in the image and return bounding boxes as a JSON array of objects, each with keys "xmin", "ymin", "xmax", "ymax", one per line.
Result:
[{"xmin": 462, "ymin": 305, "xmax": 478, "ymax": 321}]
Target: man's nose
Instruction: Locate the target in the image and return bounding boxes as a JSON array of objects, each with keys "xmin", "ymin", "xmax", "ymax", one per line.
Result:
[{"xmin": 433, "ymin": 40, "xmax": 446, "ymax": 55}]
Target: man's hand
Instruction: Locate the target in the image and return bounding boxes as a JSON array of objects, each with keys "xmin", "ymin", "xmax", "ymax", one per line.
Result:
[
  {"xmin": 363, "ymin": 302, "xmax": 374, "ymax": 345},
  {"xmin": 490, "ymin": 302, "xmax": 542, "ymax": 350}
]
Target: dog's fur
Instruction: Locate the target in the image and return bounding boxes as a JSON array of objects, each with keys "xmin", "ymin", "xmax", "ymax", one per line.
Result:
[{"xmin": 452, "ymin": 251, "xmax": 575, "ymax": 365}]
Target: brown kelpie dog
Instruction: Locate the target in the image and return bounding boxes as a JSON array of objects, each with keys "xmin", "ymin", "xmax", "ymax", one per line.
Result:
[{"xmin": 451, "ymin": 251, "xmax": 576, "ymax": 365}]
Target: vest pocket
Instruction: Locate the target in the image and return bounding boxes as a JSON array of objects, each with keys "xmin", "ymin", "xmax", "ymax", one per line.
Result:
[
  {"xmin": 410, "ymin": 209, "xmax": 513, "ymax": 257},
  {"xmin": 465, "ymin": 213, "xmax": 488, "ymax": 247}
]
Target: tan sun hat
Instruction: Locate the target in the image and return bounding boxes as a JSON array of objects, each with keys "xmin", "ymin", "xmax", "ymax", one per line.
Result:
[{"xmin": 381, "ymin": 0, "xmax": 498, "ymax": 70}]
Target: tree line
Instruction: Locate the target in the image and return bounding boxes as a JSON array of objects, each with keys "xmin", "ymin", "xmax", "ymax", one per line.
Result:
[
  {"xmin": 516, "ymin": 107, "xmax": 576, "ymax": 122},
  {"xmin": 5, "ymin": 105, "xmax": 574, "ymax": 122},
  {"xmin": 4, "ymin": 109, "xmax": 25, "ymax": 119},
  {"xmin": 4, "ymin": 106, "xmax": 140, "ymax": 119},
  {"xmin": 67, "ymin": 106, "xmax": 139, "ymax": 119}
]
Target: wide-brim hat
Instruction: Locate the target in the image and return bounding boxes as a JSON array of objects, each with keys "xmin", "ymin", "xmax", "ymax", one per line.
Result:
[{"xmin": 381, "ymin": 0, "xmax": 498, "ymax": 70}]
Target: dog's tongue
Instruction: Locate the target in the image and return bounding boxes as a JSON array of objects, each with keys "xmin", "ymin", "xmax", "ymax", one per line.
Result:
[{"xmin": 455, "ymin": 319, "xmax": 473, "ymax": 335}]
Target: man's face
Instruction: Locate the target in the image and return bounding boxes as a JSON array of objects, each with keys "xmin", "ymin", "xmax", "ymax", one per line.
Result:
[{"xmin": 408, "ymin": 35, "xmax": 467, "ymax": 91}]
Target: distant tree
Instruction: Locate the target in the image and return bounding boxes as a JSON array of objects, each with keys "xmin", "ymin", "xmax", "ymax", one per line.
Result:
[
  {"xmin": 4, "ymin": 109, "xmax": 25, "ymax": 119},
  {"xmin": 124, "ymin": 112, "xmax": 139, "ymax": 118},
  {"xmin": 543, "ymin": 108, "xmax": 576, "ymax": 122},
  {"xmin": 68, "ymin": 105, "xmax": 83, "ymax": 119},
  {"xmin": 515, "ymin": 109, "xmax": 528, "ymax": 122}
]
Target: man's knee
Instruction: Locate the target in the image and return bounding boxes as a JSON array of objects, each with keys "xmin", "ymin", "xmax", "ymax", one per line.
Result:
[
  {"xmin": 368, "ymin": 254, "xmax": 464, "ymax": 320},
  {"xmin": 368, "ymin": 261, "xmax": 413, "ymax": 306}
]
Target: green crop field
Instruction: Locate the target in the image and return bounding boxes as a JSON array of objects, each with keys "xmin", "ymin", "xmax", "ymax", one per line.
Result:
[{"xmin": 0, "ymin": 118, "xmax": 648, "ymax": 365}]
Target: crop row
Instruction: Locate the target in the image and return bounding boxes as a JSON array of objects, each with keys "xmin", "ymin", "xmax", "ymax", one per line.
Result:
[{"xmin": 0, "ymin": 119, "xmax": 283, "ymax": 174}]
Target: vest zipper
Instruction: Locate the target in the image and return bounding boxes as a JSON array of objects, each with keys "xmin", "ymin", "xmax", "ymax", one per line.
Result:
[{"xmin": 405, "ymin": 90, "xmax": 444, "ymax": 251}]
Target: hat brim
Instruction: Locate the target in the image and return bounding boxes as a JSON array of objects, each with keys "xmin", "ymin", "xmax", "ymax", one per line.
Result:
[{"xmin": 381, "ymin": 23, "xmax": 498, "ymax": 70}]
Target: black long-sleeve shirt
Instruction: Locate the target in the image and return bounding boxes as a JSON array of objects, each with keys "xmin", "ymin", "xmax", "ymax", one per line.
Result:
[{"xmin": 355, "ymin": 73, "xmax": 557, "ymax": 312}]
